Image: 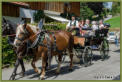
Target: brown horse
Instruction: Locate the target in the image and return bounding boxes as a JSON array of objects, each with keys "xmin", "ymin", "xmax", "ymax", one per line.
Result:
[{"xmin": 14, "ymin": 23, "xmax": 74, "ymax": 79}]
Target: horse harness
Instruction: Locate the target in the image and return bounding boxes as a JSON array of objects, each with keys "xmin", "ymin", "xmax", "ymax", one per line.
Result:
[
  {"xmin": 15, "ymin": 25, "xmax": 64, "ymax": 68},
  {"xmin": 27, "ymin": 31, "xmax": 64, "ymax": 53},
  {"xmin": 26, "ymin": 30, "xmax": 64, "ymax": 68}
]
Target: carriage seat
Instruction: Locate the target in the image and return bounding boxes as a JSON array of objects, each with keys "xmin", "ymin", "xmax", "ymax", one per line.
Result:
[
  {"xmin": 95, "ymin": 29, "xmax": 109, "ymax": 37},
  {"xmin": 82, "ymin": 27, "xmax": 92, "ymax": 30}
]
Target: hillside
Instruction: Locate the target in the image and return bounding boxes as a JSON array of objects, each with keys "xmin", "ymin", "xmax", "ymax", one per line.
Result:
[{"xmin": 105, "ymin": 16, "xmax": 120, "ymax": 28}]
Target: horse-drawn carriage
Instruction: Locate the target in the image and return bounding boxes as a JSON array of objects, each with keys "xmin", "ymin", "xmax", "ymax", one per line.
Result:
[
  {"xmin": 2, "ymin": 18, "xmax": 110, "ymax": 80},
  {"xmin": 55, "ymin": 25, "xmax": 110, "ymax": 67}
]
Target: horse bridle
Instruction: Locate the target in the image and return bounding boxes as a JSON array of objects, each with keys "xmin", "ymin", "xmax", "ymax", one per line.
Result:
[{"xmin": 15, "ymin": 25, "xmax": 29, "ymax": 46}]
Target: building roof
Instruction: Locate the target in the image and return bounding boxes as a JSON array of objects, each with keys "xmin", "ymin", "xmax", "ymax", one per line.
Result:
[
  {"xmin": 9, "ymin": 2, "xmax": 29, "ymax": 8},
  {"xmin": 44, "ymin": 10, "xmax": 69, "ymax": 23}
]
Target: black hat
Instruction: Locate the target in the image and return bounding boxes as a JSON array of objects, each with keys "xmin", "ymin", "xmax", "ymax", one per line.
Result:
[
  {"xmin": 104, "ymin": 23, "xmax": 110, "ymax": 27},
  {"xmin": 71, "ymin": 14, "xmax": 75, "ymax": 17}
]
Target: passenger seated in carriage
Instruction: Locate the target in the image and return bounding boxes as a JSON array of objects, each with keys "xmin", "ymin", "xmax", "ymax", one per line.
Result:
[
  {"xmin": 91, "ymin": 21, "xmax": 98, "ymax": 31},
  {"xmin": 73, "ymin": 19, "xmax": 92, "ymax": 36},
  {"xmin": 78, "ymin": 19, "xmax": 86, "ymax": 36},
  {"xmin": 84, "ymin": 19, "xmax": 90, "ymax": 28},
  {"xmin": 79, "ymin": 19, "xmax": 85, "ymax": 28},
  {"xmin": 98, "ymin": 20, "xmax": 110, "ymax": 29},
  {"xmin": 104, "ymin": 23, "xmax": 110, "ymax": 29},
  {"xmin": 99, "ymin": 20, "xmax": 105, "ymax": 29}
]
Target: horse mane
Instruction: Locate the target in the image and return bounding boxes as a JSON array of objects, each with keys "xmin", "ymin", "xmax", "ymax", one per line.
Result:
[
  {"xmin": 16, "ymin": 24, "xmax": 38, "ymax": 34},
  {"xmin": 28, "ymin": 24, "xmax": 38, "ymax": 33}
]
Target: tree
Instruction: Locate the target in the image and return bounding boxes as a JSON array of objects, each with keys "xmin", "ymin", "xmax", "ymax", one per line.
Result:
[
  {"xmin": 87, "ymin": 2, "xmax": 104, "ymax": 15},
  {"xmin": 112, "ymin": 2, "xmax": 120, "ymax": 16},
  {"xmin": 33, "ymin": 10, "xmax": 45, "ymax": 23},
  {"xmin": 80, "ymin": 2, "xmax": 94, "ymax": 20}
]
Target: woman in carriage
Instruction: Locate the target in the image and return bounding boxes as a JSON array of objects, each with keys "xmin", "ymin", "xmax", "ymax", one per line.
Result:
[{"xmin": 78, "ymin": 19, "xmax": 86, "ymax": 36}]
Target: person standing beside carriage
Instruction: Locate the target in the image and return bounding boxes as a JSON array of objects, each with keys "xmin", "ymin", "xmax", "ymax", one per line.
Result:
[{"xmin": 66, "ymin": 15, "xmax": 79, "ymax": 31}]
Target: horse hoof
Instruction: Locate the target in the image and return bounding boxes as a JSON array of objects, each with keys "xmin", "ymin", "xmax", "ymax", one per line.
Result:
[
  {"xmin": 39, "ymin": 77, "xmax": 45, "ymax": 80},
  {"xmin": 55, "ymin": 72, "xmax": 60, "ymax": 75},
  {"xmin": 39, "ymin": 75, "xmax": 45, "ymax": 80},
  {"xmin": 19, "ymin": 72, "xmax": 25, "ymax": 77},
  {"xmin": 101, "ymin": 59, "xmax": 105, "ymax": 61},
  {"xmin": 84, "ymin": 65, "xmax": 88, "ymax": 67},
  {"xmin": 46, "ymin": 67, "xmax": 51, "ymax": 71},
  {"xmin": 9, "ymin": 76, "xmax": 15, "ymax": 80},
  {"xmin": 9, "ymin": 73, "xmax": 16, "ymax": 80},
  {"xmin": 68, "ymin": 68, "xmax": 73, "ymax": 72},
  {"xmin": 89, "ymin": 63, "xmax": 93, "ymax": 66}
]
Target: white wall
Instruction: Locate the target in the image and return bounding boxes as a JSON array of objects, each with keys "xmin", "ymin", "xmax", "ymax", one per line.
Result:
[
  {"xmin": 3, "ymin": 16, "xmax": 20, "ymax": 24},
  {"xmin": 20, "ymin": 8, "xmax": 37, "ymax": 23},
  {"xmin": 3, "ymin": 8, "xmax": 37, "ymax": 24}
]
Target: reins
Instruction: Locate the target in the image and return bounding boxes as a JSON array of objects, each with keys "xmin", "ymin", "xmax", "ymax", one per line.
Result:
[
  {"xmin": 16, "ymin": 31, "xmax": 40, "ymax": 46},
  {"xmin": 2, "ymin": 34, "xmax": 16, "ymax": 37}
]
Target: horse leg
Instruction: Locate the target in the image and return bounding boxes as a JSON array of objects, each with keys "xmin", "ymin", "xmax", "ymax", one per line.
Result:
[
  {"xmin": 9, "ymin": 58, "xmax": 20, "ymax": 80},
  {"xmin": 68, "ymin": 49, "xmax": 73, "ymax": 71},
  {"xmin": 45, "ymin": 56, "xmax": 48, "ymax": 70},
  {"xmin": 31, "ymin": 57, "xmax": 41, "ymax": 74},
  {"xmin": 68, "ymin": 35, "xmax": 74, "ymax": 71},
  {"xmin": 19, "ymin": 58, "xmax": 25, "ymax": 76},
  {"xmin": 46, "ymin": 55, "xmax": 52, "ymax": 70},
  {"xmin": 56, "ymin": 54, "xmax": 62, "ymax": 74},
  {"xmin": 9, "ymin": 47, "xmax": 25, "ymax": 80},
  {"xmin": 40, "ymin": 52, "xmax": 47, "ymax": 80}
]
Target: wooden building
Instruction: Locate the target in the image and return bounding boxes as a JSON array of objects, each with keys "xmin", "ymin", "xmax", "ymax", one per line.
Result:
[
  {"xmin": 2, "ymin": 2, "xmax": 80, "ymax": 23},
  {"xmin": 2, "ymin": 2, "xmax": 29, "ymax": 17},
  {"xmin": 2, "ymin": 2, "xmax": 29, "ymax": 23},
  {"xmin": 26, "ymin": 2, "xmax": 80, "ymax": 16}
]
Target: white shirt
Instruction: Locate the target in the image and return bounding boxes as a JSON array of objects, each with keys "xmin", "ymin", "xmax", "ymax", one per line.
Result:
[
  {"xmin": 92, "ymin": 25, "xmax": 98, "ymax": 30},
  {"xmin": 66, "ymin": 20, "xmax": 79, "ymax": 27},
  {"xmin": 99, "ymin": 24, "xmax": 104, "ymax": 29}
]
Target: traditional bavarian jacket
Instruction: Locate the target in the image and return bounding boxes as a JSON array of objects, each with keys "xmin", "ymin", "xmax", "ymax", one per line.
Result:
[
  {"xmin": 67, "ymin": 20, "xmax": 79, "ymax": 28},
  {"xmin": 84, "ymin": 24, "xmax": 90, "ymax": 28}
]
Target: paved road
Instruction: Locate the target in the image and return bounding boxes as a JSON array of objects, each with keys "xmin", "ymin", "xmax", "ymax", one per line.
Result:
[
  {"xmin": 104, "ymin": 15, "xmax": 112, "ymax": 21},
  {"xmin": 2, "ymin": 44, "xmax": 120, "ymax": 80}
]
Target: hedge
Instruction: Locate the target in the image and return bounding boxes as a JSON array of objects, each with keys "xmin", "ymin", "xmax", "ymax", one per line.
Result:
[{"xmin": 2, "ymin": 37, "xmax": 16, "ymax": 66}]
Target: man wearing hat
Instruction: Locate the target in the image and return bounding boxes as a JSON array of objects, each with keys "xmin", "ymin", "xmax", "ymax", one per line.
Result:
[{"xmin": 66, "ymin": 15, "xmax": 79, "ymax": 31}]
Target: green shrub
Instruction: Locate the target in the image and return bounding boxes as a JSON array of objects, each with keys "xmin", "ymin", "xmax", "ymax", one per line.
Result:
[
  {"xmin": 2, "ymin": 37, "xmax": 16, "ymax": 66},
  {"xmin": 43, "ymin": 22, "xmax": 66, "ymax": 30},
  {"xmin": 2, "ymin": 37, "xmax": 33, "ymax": 66}
]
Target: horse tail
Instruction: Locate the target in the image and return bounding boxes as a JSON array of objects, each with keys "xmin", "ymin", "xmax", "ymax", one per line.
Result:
[
  {"xmin": 68, "ymin": 33, "xmax": 74, "ymax": 69},
  {"xmin": 69, "ymin": 34, "xmax": 74, "ymax": 53}
]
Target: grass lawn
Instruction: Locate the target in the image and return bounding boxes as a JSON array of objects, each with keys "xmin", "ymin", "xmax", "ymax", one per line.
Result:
[{"xmin": 105, "ymin": 16, "xmax": 120, "ymax": 28}]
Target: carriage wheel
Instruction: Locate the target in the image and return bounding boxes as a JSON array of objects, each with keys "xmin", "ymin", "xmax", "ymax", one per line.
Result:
[
  {"xmin": 100, "ymin": 40, "xmax": 109, "ymax": 60},
  {"xmin": 55, "ymin": 54, "xmax": 66, "ymax": 63},
  {"xmin": 82, "ymin": 46, "xmax": 93, "ymax": 67}
]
